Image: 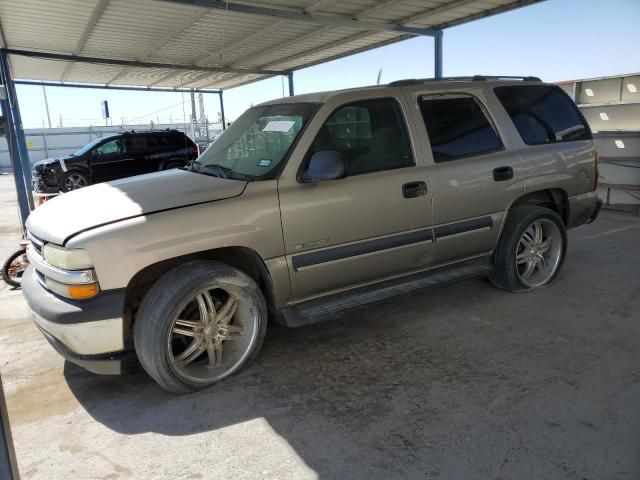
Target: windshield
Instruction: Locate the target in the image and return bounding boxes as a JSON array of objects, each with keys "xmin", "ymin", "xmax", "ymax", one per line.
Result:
[
  {"xmin": 194, "ymin": 102, "xmax": 319, "ymax": 180},
  {"xmin": 74, "ymin": 136, "xmax": 117, "ymax": 156}
]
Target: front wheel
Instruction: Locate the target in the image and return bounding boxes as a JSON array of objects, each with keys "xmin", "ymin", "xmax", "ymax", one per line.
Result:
[
  {"xmin": 61, "ymin": 171, "xmax": 89, "ymax": 191},
  {"xmin": 134, "ymin": 261, "xmax": 267, "ymax": 394},
  {"xmin": 2, "ymin": 248, "xmax": 28, "ymax": 288},
  {"xmin": 490, "ymin": 206, "xmax": 567, "ymax": 292}
]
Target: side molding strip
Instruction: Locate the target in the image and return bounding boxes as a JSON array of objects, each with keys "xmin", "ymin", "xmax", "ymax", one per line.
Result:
[
  {"xmin": 291, "ymin": 216, "xmax": 493, "ymax": 272},
  {"xmin": 434, "ymin": 216, "xmax": 493, "ymax": 239},
  {"xmin": 292, "ymin": 228, "xmax": 434, "ymax": 271}
]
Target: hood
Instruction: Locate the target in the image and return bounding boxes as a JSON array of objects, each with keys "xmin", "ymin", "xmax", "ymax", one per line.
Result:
[
  {"xmin": 27, "ymin": 169, "xmax": 246, "ymax": 245},
  {"xmin": 33, "ymin": 157, "xmax": 63, "ymax": 172}
]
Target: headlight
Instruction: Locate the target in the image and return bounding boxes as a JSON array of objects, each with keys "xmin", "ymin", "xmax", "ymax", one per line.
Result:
[{"xmin": 43, "ymin": 244, "xmax": 93, "ymax": 270}]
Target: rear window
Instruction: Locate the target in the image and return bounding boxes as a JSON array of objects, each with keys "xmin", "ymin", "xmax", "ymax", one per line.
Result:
[
  {"xmin": 168, "ymin": 133, "xmax": 191, "ymax": 147},
  {"xmin": 419, "ymin": 94, "xmax": 503, "ymax": 163},
  {"xmin": 494, "ymin": 85, "xmax": 592, "ymax": 145}
]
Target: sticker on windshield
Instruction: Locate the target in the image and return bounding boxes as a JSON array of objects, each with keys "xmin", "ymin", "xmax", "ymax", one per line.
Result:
[
  {"xmin": 262, "ymin": 120, "xmax": 295, "ymax": 133},
  {"xmin": 258, "ymin": 159, "xmax": 272, "ymax": 167}
]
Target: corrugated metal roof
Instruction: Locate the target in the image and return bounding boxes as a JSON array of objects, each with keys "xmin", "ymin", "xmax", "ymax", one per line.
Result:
[{"xmin": 0, "ymin": 0, "xmax": 542, "ymax": 90}]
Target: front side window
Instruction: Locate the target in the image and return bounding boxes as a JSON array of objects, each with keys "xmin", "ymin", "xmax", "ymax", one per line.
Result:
[
  {"xmin": 194, "ymin": 103, "xmax": 318, "ymax": 180},
  {"xmin": 309, "ymin": 98, "xmax": 414, "ymax": 176},
  {"xmin": 494, "ymin": 85, "xmax": 592, "ymax": 145},
  {"xmin": 94, "ymin": 139, "xmax": 124, "ymax": 155},
  {"xmin": 419, "ymin": 95, "xmax": 503, "ymax": 163}
]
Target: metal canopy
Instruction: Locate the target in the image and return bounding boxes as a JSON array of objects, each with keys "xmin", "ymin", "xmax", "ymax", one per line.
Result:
[{"xmin": 0, "ymin": 0, "xmax": 542, "ymax": 90}]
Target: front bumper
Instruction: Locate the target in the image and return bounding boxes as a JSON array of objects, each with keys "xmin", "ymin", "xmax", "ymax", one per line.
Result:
[
  {"xmin": 22, "ymin": 266, "xmax": 130, "ymax": 375},
  {"xmin": 31, "ymin": 171, "xmax": 60, "ymax": 194}
]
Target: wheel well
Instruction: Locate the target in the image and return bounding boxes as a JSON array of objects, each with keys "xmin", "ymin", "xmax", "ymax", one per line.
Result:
[
  {"xmin": 511, "ymin": 189, "xmax": 568, "ymax": 224},
  {"xmin": 123, "ymin": 247, "xmax": 276, "ymax": 333},
  {"xmin": 159, "ymin": 158, "xmax": 187, "ymax": 170}
]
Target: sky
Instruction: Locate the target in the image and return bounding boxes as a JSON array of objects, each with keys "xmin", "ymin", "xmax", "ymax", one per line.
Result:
[{"xmin": 14, "ymin": 0, "xmax": 640, "ymax": 129}]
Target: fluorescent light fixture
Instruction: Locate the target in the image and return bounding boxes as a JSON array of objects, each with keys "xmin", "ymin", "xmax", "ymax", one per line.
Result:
[
  {"xmin": 627, "ymin": 83, "xmax": 637, "ymax": 93},
  {"xmin": 599, "ymin": 112, "xmax": 609, "ymax": 121},
  {"xmin": 615, "ymin": 139, "xmax": 625, "ymax": 149},
  {"xmin": 585, "ymin": 88, "xmax": 594, "ymax": 97}
]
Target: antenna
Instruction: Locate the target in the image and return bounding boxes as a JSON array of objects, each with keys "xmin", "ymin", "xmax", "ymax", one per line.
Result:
[{"xmin": 376, "ymin": 69, "xmax": 383, "ymax": 85}]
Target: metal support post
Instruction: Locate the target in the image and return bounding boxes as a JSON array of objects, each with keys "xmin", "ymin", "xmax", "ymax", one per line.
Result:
[
  {"xmin": 0, "ymin": 49, "xmax": 34, "ymax": 226},
  {"xmin": 0, "ymin": 98, "xmax": 31, "ymax": 227},
  {"xmin": 1, "ymin": 373, "xmax": 20, "ymax": 480},
  {"xmin": 434, "ymin": 32, "xmax": 443, "ymax": 79},
  {"xmin": 287, "ymin": 71, "xmax": 294, "ymax": 96},
  {"xmin": 218, "ymin": 90, "xmax": 226, "ymax": 130}
]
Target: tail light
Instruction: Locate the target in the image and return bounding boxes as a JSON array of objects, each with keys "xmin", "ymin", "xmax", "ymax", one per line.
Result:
[
  {"xmin": 593, "ymin": 151, "xmax": 600, "ymax": 191},
  {"xmin": 191, "ymin": 144, "xmax": 199, "ymax": 156}
]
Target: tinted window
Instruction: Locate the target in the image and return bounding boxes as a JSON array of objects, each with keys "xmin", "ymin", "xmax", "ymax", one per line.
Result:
[
  {"xmin": 494, "ymin": 85, "xmax": 592, "ymax": 145},
  {"xmin": 146, "ymin": 135, "xmax": 158, "ymax": 148},
  {"xmin": 168, "ymin": 133, "xmax": 185, "ymax": 146},
  {"xmin": 127, "ymin": 136, "xmax": 148, "ymax": 152},
  {"xmin": 419, "ymin": 95, "xmax": 503, "ymax": 163},
  {"xmin": 155, "ymin": 135, "xmax": 173, "ymax": 147},
  {"xmin": 310, "ymin": 98, "xmax": 413, "ymax": 176}
]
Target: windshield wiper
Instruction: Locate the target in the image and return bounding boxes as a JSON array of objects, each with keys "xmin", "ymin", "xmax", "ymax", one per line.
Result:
[{"xmin": 190, "ymin": 161, "xmax": 255, "ymax": 181}]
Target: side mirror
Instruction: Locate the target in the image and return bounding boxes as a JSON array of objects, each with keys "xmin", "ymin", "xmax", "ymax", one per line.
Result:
[{"xmin": 301, "ymin": 151, "xmax": 346, "ymax": 183}]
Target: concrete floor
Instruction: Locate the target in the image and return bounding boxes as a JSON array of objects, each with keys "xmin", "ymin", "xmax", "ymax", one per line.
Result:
[{"xmin": 0, "ymin": 174, "xmax": 639, "ymax": 480}]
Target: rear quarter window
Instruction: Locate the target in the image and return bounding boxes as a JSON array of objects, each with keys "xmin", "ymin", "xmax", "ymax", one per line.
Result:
[{"xmin": 494, "ymin": 85, "xmax": 592, "ymax": 145}]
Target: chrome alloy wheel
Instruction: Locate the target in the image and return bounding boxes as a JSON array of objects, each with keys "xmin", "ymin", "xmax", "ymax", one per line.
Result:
[
  {"xmin": 167, "ymin": 286, "xmax": 259, "ymax": 384},
  {"xmin": 515, "ymin": 218, "xmax": 563, "ymax": 288},
  {"xmin": 64, "ymin": 173, "xmax": 87, "ymax": 190}
]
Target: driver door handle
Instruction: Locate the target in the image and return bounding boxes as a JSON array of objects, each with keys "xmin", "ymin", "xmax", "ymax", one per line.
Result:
[{"xmin": 402, "ymin": 181, "xmax": 427, "ymax": 198}]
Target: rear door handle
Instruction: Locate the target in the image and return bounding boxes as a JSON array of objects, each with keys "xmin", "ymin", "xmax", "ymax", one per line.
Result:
[
  {"xmin": 493, "ymin": 166, "xmax": 514, "ymax": 181},
  {"xmin": 402, "ymin": 181, "xmax": 427, "ymax": 198}
]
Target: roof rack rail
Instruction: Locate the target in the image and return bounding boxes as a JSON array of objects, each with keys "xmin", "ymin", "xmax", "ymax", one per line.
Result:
[{"xmin": 388, "ymin": 75, "xmax": 542, "ymax": 87}]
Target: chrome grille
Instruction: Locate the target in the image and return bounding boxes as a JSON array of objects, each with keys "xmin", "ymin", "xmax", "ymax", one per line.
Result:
[{"xmin": 27, "ymin": 230, "xmax": 44, "ymax": 255}]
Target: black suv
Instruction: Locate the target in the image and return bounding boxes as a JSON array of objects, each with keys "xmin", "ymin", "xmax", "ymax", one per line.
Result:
[{"xmin": 32, "ymin": 130, "xmax": 198, "ymax": 193}]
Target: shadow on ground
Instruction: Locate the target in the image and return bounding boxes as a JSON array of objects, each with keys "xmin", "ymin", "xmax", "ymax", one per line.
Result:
[{"xmin": 64, "ymin": 223, "xmax": 640, "ymax": 480}]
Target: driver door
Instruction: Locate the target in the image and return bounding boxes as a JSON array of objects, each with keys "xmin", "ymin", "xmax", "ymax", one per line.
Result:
[
  {"xmin": 277, "ymin": 95, "xmax": 434, "ymax": 301},
  {"xmin": 89, "ymin": 137, "xmax": 133, "ymax": 182}
]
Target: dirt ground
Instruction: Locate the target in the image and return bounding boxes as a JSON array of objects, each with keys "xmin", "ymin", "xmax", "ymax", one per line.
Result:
[{"xmin": 0, "ymin": 174, "xmax": 639, "ymax": 480}]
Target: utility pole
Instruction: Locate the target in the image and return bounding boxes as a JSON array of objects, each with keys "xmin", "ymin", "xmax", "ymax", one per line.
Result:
[
  {"xmin": 190, "ymin": 90, "xmax": 197, "ymax": 139},
  {"xmin": 41, "ymin": 83, "xmax": 51, "ymax": 128}
]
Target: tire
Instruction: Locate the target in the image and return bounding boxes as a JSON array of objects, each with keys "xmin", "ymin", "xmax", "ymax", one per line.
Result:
[
  {"xmin": 161, "ymin": 160, "xmax": 185, "ymax": 170},
  {"xmin": 134, "ymin": 260, "xmax": 267, "ymax": 394},
  {"xmin": 2, "ymin": 248, "xmax": 28, "ymax": 288},
  {"xmin": 61, "ymin": 171, "xmax": 90, "ymax": 192},
  {"xmin": 490, "ymin": 206, "xmax": 567, "ymax": 292}
]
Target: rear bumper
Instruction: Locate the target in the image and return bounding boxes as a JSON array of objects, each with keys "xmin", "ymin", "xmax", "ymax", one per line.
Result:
[
  {"xmin": 567, "ymin": 191, "xmax": 600, "ymax": 229},
  {"xmin": 21, "ymin": 266, "xmax": 130, "ymax": 375},
  {"xmin": 587, "ymin": 198, "xmax": 603, "ymax": 224}
]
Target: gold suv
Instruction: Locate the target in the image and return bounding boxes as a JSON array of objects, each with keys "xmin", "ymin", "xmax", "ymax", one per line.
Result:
[{"xmin": 23, "ymin": 77, "xmax": 601, "ymax": 393}]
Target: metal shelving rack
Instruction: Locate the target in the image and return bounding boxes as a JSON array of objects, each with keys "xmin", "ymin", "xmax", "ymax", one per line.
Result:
[{"xmin": 558, "ymin": 73, "xmax": 640, "ymax": 212}]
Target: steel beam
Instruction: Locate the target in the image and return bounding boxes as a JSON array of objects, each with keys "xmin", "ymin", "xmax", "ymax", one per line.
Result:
[
  {"xmin": 0, "ymin": 376, "xmax": 20, "ymax": 480},
  {"xmin": 219, "ymin": 91, "xmax": 226, "ymax": 130},
  {"xmin": 155, "ymin": 0, "xmax": 442, "ymax": 37},
  {"xmin": 14, "ymin": 80, "xmax": 221, "ymax": 94},
  {"xmin": 2, "ymin": 49, "xmax": 287, "ymax": 76},
  {"xmin": 434, "ymin": 32, "xmax": 443, "ymax": 79},
  {"xmin": 287, "ymin": 72, "xmax": 294, "ymax": 96},
  {"xmin": 60, "ymin": 0, "xmax": 111, "ymax": 81},
  {"xmin": 0, "ymin": 49, "xmax": 33, "ymax": 226}
]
